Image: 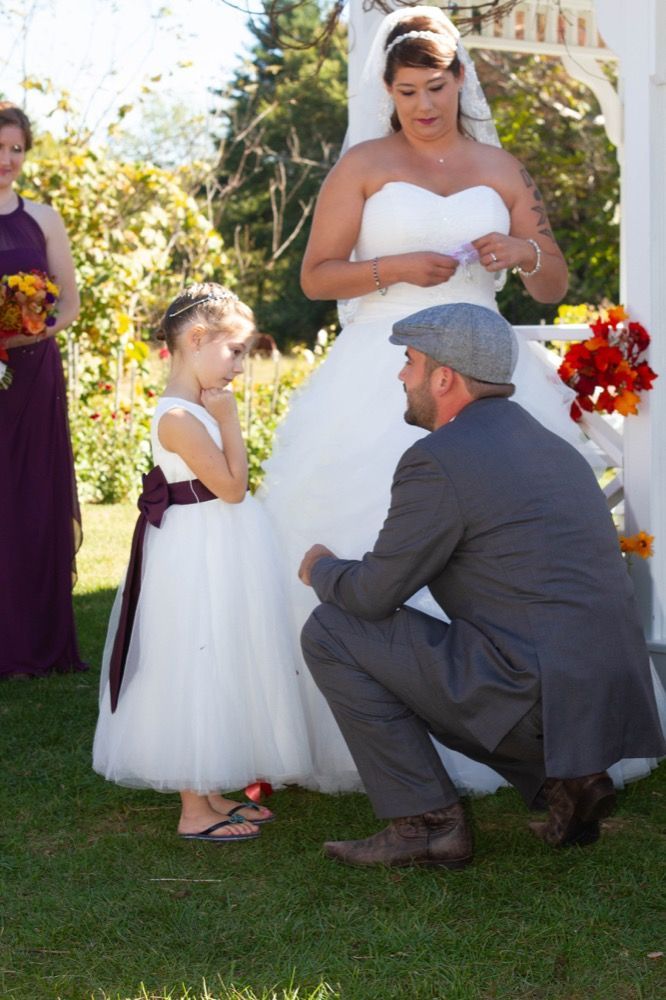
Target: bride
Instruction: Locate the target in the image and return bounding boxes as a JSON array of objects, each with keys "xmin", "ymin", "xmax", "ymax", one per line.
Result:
[{"xmin": 261, "ymin": 5, "xmax": 665, "ymax": 794}]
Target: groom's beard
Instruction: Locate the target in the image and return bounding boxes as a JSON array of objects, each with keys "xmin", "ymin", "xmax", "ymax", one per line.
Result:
[{"xmin": 404, "ymin": 381, "xmax": 436, "ymax": 431}]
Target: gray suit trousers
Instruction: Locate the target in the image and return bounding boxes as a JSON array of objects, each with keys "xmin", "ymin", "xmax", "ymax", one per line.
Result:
[{"xmin": 301, "ymin": 602, "xmax": 546, "ymax": 819}]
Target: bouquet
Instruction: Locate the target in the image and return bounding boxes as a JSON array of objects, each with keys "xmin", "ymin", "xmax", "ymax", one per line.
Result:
[
  {"xmin": 557, "ymin": 306, "xmax": 658, "ymax": 422},
  {"xmin": 0, "ymin": 270, "xmax": 60, "ymax": 389}
]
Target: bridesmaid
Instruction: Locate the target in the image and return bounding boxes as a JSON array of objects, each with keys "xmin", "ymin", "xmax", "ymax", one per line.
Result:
[{"xmin": 0, "ymin": 102, "xmax": 86, "ymax": 678}]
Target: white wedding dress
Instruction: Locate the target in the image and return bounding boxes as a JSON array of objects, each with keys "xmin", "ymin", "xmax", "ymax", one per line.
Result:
[{"xmin": 261, "ymin": 181, "xmax": 666, "ymax": 795}]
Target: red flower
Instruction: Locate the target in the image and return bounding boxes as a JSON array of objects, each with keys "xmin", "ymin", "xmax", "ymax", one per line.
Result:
[
  {"xmin": 576, "ymin": 394, "xmax": 594, "ymax": 413},
  {"xmin": 592, "ymin": 345, "xmax": 623, "ymax": 373},
  {"xmin": 596, "ymin": 389, "xmax": 616, "ymax": 414},
  {"xmin": 634, "ymin": 361, "xmax": 658, "ymax": 391},
  {"xmin": 575, "ymin": 375, "xmax": 597, "ymax": 396},
  {"xmin": 628, "ymin": 322, "xmax": 650, "ymax": 353},
  {"xmin": 558, "ymin": 306, "xmax": 657, "ymax": 420}
]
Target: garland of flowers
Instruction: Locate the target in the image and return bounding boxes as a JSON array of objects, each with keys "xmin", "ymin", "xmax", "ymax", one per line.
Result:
[{"xmin": 557, "ymin": 305, "xmax": 658, "ymax": 422}]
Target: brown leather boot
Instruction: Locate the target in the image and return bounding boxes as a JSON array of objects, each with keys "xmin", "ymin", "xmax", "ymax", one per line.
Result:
[
  {"xmin": 323, "ymin": 802, "xmax": 473, "ymax": 869},
  {"xmin": 529, "ymin": 771, "xmax": 616, "ymax": 847}
]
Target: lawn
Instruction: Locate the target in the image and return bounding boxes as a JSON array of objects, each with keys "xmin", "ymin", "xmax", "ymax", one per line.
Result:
[{"xmin": 1, "ymin": 504, "xmax": 664, "ymax": 1000}]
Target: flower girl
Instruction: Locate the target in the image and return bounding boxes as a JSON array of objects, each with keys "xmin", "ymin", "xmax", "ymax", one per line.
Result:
[{"xmin": 93, "ymin": 283, "xmax": 313, "ymax": 841}]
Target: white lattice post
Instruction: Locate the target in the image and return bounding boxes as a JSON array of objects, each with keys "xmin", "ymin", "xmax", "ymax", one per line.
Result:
[{"xmin": 597, "ymin": 0, "xmax": 666, "ymax": 663}]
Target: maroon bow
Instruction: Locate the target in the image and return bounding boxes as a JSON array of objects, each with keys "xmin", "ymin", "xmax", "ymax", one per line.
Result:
[
  {"xmin": 137, "ymin": 465, "xmax": 171, "ymax": 528},
  {"xmin": 108, "ymin": 467, "xmax": 216, "ymax": 712}
]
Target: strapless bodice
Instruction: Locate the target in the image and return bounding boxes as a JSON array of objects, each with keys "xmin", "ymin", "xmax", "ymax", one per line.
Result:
[{"xmin": 345, "ymin": 183, "xmax": 510, "ymax": 324}]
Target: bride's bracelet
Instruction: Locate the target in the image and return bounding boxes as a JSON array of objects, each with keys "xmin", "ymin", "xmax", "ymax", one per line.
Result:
[
  {"xmin": 513, "ymin": 238, "xmax": 542, "ymax": 278},
  {"xmin": 372, "ymin": 257, "xmax": 388, "ymax": 296}
]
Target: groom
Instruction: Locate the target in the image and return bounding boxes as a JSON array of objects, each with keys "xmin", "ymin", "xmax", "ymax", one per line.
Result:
[{"xmin": 298, "ymin": 302, "xmax": 665, "ymax": 869}]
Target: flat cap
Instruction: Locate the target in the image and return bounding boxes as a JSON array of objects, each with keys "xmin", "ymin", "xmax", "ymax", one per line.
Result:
[{"xmin": 390, "ymin": 303, "xmax": 518, "ymax": 384}]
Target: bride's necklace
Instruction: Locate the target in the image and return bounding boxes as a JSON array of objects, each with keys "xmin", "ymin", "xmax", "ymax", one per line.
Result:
[{"xmin": 433, "ymin": 145, "xmax": 463, "ymax": 167}]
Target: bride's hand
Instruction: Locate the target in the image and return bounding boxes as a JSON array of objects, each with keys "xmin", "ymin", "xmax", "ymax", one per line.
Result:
[
  {"xmin": 387, "ymin": 251, "xmax": 459, "ymax": 288},
  {"xmin": 473, "ymin": 233, "xmax": 539, "ymax": 273}
]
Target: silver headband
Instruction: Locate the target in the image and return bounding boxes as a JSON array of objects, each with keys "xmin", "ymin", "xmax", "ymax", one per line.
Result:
[
  {"xmin": 385, "ymin": 29, "xmax": 458, "ymax": 61},
  {"xmin": 167, "ymin": 291, "xmax": 238, "ymax": 319}
]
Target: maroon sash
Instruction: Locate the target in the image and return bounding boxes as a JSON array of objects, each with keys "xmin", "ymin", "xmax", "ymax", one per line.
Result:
[{"xmin": 108, "ymin": 466, "xmax": 217, "ymax": 711}]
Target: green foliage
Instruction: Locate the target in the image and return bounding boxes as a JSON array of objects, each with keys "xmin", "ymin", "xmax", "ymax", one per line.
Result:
[
  {"xmin": 238, "ymin": 347, "xmax": 324, "ymax": 493},
  {"xmin": 20, "ymin": 128, "xmax": 235, "ymax": 501},
  {"xmin": 23, "ymin": 135, "xmax": 228, "ymax": 347},
  {"xmin": 214, "ymin": 2, "xmax": 348, "ymax": 346},
  {"xmin": 65, "ymin": 343, "xmax": 165, "ymax": 503},
  {"xmin": 478, "ymin": 52, "xmax": 620, "ymax": 323}
]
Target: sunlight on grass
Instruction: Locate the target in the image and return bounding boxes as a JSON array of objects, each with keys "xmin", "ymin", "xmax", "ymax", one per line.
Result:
[
  {"xmin": 97, "ymin": 981, "xmax": 339, "ymax": 1000},
  {"xmin": 77, "ymin": 502, "xmax": 136, "ymax": 594}
]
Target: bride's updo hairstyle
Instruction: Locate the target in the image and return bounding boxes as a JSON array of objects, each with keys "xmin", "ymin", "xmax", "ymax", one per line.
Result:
[
  {"xmin": 158, "ymin": 282, "xmax": 255, "ymax": 355},
  {"xmin": 383, "ymin": 15, "xmax": 466, "ymax": 135},
  {"xmin": 0, "ymin": 102, "xmax": 33, "ymax": 150}
]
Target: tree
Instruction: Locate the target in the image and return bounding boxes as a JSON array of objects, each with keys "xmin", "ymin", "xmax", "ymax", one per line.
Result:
[
  {"xmin": 211, "ymin": 2, "xmax": 348, "ymax": 345},
  {"xmin": 477, "ymin": 51, "xmax": 620, "ymax": 323}
]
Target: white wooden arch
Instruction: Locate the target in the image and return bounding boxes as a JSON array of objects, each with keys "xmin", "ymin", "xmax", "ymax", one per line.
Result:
[{"xmin": 348, "ymin": 1, "xmax": 666, "ymax": 674}]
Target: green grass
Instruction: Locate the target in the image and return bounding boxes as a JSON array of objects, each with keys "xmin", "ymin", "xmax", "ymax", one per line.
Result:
[{"xmin": 1, "ymin": 504, "xmax": 665, "ymax": 1000}]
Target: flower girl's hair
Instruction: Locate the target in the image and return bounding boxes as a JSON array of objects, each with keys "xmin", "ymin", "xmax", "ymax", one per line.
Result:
[{"xmin": 159, "ymin": 283, "xmax": 255, "ymax": 354}]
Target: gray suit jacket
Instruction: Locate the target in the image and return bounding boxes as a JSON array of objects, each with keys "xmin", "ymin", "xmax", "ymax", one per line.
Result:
[{"xmin": 311, "ymin": 397, "xmax": 665, "ymax": 775}]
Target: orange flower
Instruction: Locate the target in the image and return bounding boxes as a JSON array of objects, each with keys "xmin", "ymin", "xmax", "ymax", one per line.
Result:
[
  {"xmin": 607, "ymin": 305, "xmax": 629, "ymax": 327},
  {"xmin": 613, "ymin": 389, "xmax": 641, "ymax": 417},
  {"xmin": 20, "ymin": 308, "xmax": 46, "ymax": 335},
  {"xmin": 620, "ymin": 532, "xmax": 654, "ymax": 559}
]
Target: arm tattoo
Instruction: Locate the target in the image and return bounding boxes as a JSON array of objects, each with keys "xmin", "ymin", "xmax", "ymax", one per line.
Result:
[
  {"xmin": 520, "ymin": 167, "xmax": 533, "ymax": 189},
  {"xmin": 521, "ymin": 167, "xmax": 557, "ymax": 245}
]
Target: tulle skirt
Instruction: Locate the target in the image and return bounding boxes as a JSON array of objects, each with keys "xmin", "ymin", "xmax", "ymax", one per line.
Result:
[
  {"xmin": 260, "ymin": 308, "xmax": 665, "ymax": 794},
  {"xmin": 93, "ymin": 494, "xmax": 314, "ymax": 793}
]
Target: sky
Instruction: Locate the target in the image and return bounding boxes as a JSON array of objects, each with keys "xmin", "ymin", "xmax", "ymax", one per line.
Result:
[{"xmin": 1, "ymin": 0, "xmax": 256, "ymax": 138}]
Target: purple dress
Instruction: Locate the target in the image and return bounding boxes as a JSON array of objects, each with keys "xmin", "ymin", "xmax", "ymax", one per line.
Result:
[{"xmin": 0, "ymin": 197, "xmax": 86, "ymax": 677}]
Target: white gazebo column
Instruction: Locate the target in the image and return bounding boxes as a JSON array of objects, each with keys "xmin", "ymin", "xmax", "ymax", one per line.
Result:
[{"xmin": 597, "ymin": 0, "xmax": 666, "ymax": 664}]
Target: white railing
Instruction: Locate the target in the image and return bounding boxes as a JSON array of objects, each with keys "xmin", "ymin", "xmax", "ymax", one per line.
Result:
[
  {"xmin": 465, "ymin": 0, "xmax": 616, "ymax": 61},
  {"xmin": 516, "ymin": 324, "xmax": 624, "ymax": 509}
]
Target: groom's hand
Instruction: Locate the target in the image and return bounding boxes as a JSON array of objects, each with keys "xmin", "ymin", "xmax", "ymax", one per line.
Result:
[{"xmin": 298, "ymin": 544, "xmax": 336, "ymax": 587}]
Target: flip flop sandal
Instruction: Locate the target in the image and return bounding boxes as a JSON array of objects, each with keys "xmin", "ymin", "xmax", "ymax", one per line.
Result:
[
  {"xmin": 226, "ymin": 802, "xmax": 275, "ymax": 825},
  {"xmin": 179, "ymin": 817, "xmax": 260, "ymax": 842}
]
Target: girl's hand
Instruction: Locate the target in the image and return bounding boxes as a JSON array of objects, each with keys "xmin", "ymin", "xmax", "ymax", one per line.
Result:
[
  {"xmin": 384, "ymin": 251, "xmax": 459, "ymax": 288},
  {"xmin": 472, "ymin": 232, "xmax": 539, "ymax": 274},
  {"xmin": 201, "ymin": 386, "xmax": 238, "ymax": 422}
]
